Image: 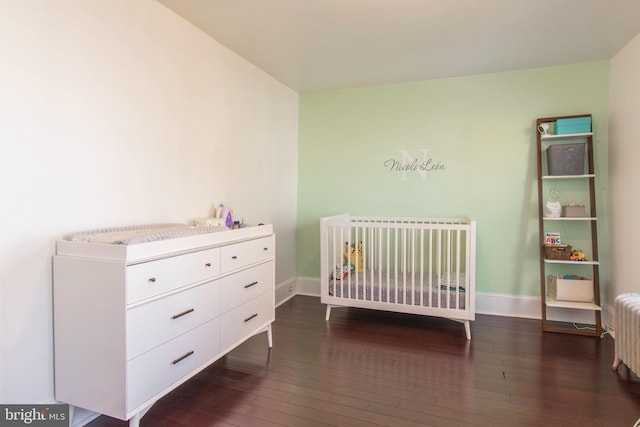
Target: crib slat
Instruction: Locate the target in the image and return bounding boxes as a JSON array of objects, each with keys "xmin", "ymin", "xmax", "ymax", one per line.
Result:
[
  {"xmin": 436, "ymin": 230, "xmax": 442, "ymax": 307},
  {"xmin": 420, "ymin": 229, "xmax": 424, "ymax": 307},
  {"xmin": 378, "ymin": 227, "xmax": 383, "ymax": 302},
  {"xmin": 429, "ymin": 230, "xmax": 434, "ymax": 307},
  {"xmin": 410, "ymin": 228, "xmax": 415, "ymax": 305},
  {"xmin": 394, "ymin": 227, "xmax": 399, "ymax": 304},
  {"xmin": 456, "ymin": 229, "xmax": 461, "ymax": 309},
  {"xmin": 402, "ymin": 227, "xmax": 407, "ymax": 305},
  {"xmin": 448, "ymin": 230, "xmax": 452, "ymax": 307},
  {"xmin": 386, "ymin": 227, "xmax": 390, "ymax": 303}
]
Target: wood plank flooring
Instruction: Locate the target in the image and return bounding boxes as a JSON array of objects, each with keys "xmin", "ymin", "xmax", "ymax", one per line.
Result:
[{"xmin": 88, "ymin": 295, "xmax": 640, "ymax": 427}]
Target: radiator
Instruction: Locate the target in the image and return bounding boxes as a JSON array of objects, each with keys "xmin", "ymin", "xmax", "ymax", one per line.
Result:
[{"xmin": 612, "ymin": 293, "xmax": 640, "ymax": 375}]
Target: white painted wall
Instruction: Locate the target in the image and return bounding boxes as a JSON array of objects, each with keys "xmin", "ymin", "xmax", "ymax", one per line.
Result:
[
  {"xmin": 608, "ymin": 32, "xmax": 640, "ymax": 312},
  {"xmin": 0, "ymin": 0, "xmax": 298, "ymax": 405}
]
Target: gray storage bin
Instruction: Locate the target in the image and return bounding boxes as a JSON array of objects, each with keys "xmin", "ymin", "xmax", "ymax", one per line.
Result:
[{"xmin": 546, "ymin": 143, "xmax": 585, "ymax": 175}]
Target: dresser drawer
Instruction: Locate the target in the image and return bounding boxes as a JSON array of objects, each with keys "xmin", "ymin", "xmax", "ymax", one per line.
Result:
[
  {"xmin": 220, "ymin": 261, "xmax": 273, "ymax": 314},
  {"xmin": 220, "ymin": 290, "xmax": 274, "ymax": 351},
  {"xmin": 126, "ymin": 248, "xmax": 220, "ymax": 304},
  {"xmin": 220, "ymin": 236, "xmax": 274, "ymax": 273},
  {"xmin": 126, "ymin": 280, "xmax": 220, "ymax": 360},
  {"xmin": 127, "ymin": 317, "xmax": 220, "ymax": 412}
]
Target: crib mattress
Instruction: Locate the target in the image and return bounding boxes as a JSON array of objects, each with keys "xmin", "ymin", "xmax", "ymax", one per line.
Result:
[{"xmin": 329, "ymin": 272, "xmax": 466, "ymax": 309}]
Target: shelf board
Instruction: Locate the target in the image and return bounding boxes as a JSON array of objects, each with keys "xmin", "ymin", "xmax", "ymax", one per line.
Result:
[
  {"xmin": 541, "ymin": 132, "xmax": 593, "ymax": 140},
  {"xmin": 546, "ymin": 298, "xmax": 601, "ymax": 311},
  {"xmin": 544, "ymin": 259, "xmax": 599, "ymax": 265},
  {"xmin": 541, "ymin": 174, "xmax": 594, "ymax": 180},
  {"xmin": 543, "ymin": 217, "xmax": 596, "ymax": 221}
]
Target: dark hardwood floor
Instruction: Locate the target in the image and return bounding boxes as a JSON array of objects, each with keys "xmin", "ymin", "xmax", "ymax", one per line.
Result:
[{"xmin": 89, "ymin": 295, "xmax": 640, "ymax": 427}]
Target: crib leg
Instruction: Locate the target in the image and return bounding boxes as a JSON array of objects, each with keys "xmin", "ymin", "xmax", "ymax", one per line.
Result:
[
  {"xmin": 325, "ymin": 305, "xmax": 332, "ymax": 321},
  {"xmin": 464, "ymin": 321, "xmax": 471, "ymax": 340}
]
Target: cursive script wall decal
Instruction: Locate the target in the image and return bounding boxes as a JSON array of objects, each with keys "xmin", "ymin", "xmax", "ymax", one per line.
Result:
[{"xmin": 384, "ymin": 149, "xmax": 446, "ymax": 180}]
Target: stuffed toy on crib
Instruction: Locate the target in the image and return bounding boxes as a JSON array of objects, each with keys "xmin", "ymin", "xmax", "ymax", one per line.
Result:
[{"xmin": 344, "ymin": 242, "xmax": 364, "ymax": 272}]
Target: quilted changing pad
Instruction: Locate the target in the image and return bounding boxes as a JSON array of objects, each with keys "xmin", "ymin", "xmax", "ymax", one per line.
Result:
[{"xmin": 63, "ymin": 223, "xmax": 229, "ymax": 245}]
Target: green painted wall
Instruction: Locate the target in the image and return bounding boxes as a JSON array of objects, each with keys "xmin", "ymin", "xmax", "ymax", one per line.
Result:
[{"xmin": 297, "ymin": 61, "xmax": 610, "ymax": 296}]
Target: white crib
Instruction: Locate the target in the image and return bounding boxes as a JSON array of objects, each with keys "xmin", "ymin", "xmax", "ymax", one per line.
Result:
[{"xmin": 320, "ymin": 214, "xmax": 476, "ymax": 339}]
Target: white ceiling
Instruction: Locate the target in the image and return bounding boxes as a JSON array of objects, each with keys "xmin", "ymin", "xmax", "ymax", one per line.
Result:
[{"xmin": 156, "ymin": 0, "xmax": 640, "ymax": 91}]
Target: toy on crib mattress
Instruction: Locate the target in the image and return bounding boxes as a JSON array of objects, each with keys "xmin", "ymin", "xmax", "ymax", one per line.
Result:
[
  {"xmin": 344, "ymin": 242, "xmax": 364, "ymax": 272},
  {"xmin": 334, "ymin": 262, "xmax": 354, "ymax": 280}
]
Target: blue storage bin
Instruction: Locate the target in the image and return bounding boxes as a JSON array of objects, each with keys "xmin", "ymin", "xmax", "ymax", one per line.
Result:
[{"xmin": 556, "ymin": 117, "xmax": 591, "ymax": 135}]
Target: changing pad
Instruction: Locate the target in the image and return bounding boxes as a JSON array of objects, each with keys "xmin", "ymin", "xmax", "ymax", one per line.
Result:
[{"xmin": 64, "ymin": 223, "xmax": 229, "ymax": 245}]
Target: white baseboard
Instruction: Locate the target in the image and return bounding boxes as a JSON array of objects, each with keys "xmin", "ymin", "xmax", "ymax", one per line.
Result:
[
  {"xmin": 602, "ymin": 301, "xmax": 615, "ymax": 337},
  {"xmin": 474, "ymin": 291, "xmax": 541, "ymax": 318},
  {"xmin": 295, "ymin": 276, "xmax": 321, "ymax": 297},
  {"xmin": 292, "ymin": 276, "xmax": 613, "ymax": 327},
  {"xmin": 275, "ymin": 277, "xmax": 296, "ymax": 307}
]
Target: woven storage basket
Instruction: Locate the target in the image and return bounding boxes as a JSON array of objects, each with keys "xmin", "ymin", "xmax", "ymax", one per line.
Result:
[{"xmin": 544, "ymin": 244, "xmax": 572, "ymax": 260}]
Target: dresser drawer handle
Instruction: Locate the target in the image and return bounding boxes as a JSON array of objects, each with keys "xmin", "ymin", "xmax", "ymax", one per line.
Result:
[
  {"xmin": 232, "ymin": 256, "xmax": 238, "ymax": 260},
  {"xmin": 244, "ymin": 281, "xmax": 258, "ymax": 289},
  {"xmin": 244, "ymin": 313, "xmax": 258, "ymax": 323},
  {"xmin": 171, "ymin": 351, "xmax": 194, "ymax": 365},
  {"xmin": 148, "ymin": 277, "xmax": 157, "ymax": 283},
  {"xmin": 263, "ymin": 247, "xmax": 268, "ymax": 251},
  {"xmin": 171, "ymin": 308, "xmax": 195, "ymax": 320},
  {"xmin": 205, "ymin": 262, "xmax": 211, "ymax": 267}
]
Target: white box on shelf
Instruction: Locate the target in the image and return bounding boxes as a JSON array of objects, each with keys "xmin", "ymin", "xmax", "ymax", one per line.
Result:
[{"xmin": 548, "ymin": 275, "xmax": 593, "ymax": 302}]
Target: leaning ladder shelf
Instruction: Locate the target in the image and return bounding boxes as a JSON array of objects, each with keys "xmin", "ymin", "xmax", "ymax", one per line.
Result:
[{"xmin": 535, "ymin": 114, "xmax": 602, "ymax": 337}]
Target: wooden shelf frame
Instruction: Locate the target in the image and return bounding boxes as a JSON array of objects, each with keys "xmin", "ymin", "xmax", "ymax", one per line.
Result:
[{"xmin": 535, "ymin": 114, "xmax": 602, "ymax": 336}]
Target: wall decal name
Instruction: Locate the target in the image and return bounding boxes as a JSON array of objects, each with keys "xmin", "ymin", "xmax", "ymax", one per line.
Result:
[{"xmin": 384, "ymin": 149, "xmax": 446, "ymax": 180}]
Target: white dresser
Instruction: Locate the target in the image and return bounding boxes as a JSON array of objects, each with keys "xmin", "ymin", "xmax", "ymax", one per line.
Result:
[{"xmin": 53, "ymin": 224, "xmax": 275, "ymax": 426}]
